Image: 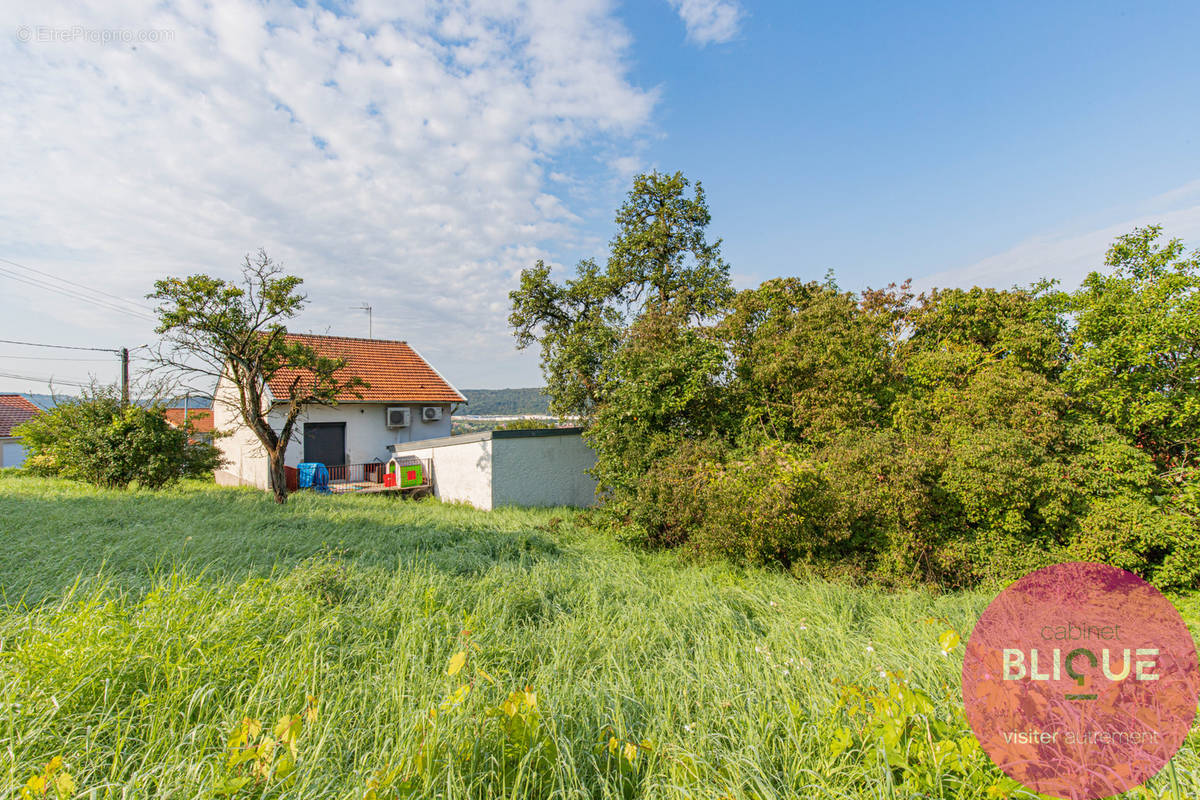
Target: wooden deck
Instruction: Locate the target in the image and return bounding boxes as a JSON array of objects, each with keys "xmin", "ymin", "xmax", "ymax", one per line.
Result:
[
  {"xmin": 312, "ymin": 456, "xmax": 432, "ymax": 496},
  {"xmin": 327, "ymin": 480, "xmax": 428, "ymax": 495}
]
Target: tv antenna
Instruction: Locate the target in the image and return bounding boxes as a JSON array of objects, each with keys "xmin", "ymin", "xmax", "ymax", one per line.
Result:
[{"xmin": 351, "ymin": 304, "xmax": 373, "ymax": 338}]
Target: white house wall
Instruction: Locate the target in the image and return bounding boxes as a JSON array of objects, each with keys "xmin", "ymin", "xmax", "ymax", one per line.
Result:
[
  {"xmin": 212, "ymin": 376, "xmax": 270, "ymax": 488},
  {"xmin": 212, "ymin": 374, "xmax": 453, "ymax": 490},
  {"xmin": 491, "ymin": 435, "xmax": 597, "ymax": 508},
  {"xmin": 276, "ymin": 403, "xmax": 452, "ymax": 469}
]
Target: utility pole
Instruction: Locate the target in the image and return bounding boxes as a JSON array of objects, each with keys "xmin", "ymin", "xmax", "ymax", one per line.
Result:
[
  {"xmin": 352, "ymin": 304, "xmax": 373, "ymax": 338},
  {"xmin": 120, "ymin": 347, "xmax": 129, "ymax": 405}
]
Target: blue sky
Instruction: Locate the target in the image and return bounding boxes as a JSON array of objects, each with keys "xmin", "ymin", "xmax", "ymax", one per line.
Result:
[
  {"xmin": 609, "ymin": 0, "xmax": 1200, "ymax": 291},
  {"xmin": 2, "ymin": 0, "xmax": 1199, "ymax": 393}
]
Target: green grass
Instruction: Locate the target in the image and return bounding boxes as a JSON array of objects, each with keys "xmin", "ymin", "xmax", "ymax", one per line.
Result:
[{"xmin": 0, "ymin": 471, "xmax": 1197, "ymax": 799}]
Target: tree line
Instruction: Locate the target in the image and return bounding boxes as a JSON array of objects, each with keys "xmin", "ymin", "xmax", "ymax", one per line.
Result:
[{"xmin": 511, "ymin": 171, "xmax": 1200, "ymax": 590}]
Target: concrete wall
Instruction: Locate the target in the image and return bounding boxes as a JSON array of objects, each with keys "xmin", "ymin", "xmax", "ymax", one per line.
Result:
[
  {"xmin": 390, "ymin": 428, "xmax": 596, "ymax": 510},
  {"xmin": 491, "ymin": 432, "xmax": 597, "ymax": 508},
  {"xmin": 212, "ymin": 375, "xmax": 454, "ymax": 490},
  {"xmin": 1, "ymin": 438, "xmax": 26, "ymax": 468}
]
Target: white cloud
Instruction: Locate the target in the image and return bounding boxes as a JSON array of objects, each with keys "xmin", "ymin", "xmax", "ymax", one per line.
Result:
[
  {"xmin": 0, "ymin": 0, "xmax": 656, "ymax": 390},
  {"xmin": 666, "ymin": 0, "xmax": 742, "ymax": 46},
  {"xmin": 914, "ymin": 186, "xmax": 1200, "ymax": 293}
]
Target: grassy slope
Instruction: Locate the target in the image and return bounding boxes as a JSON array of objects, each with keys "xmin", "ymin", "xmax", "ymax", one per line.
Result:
[{"xmin": 0, "ymin": 472, "xmax": 1196, "ymax": 799}]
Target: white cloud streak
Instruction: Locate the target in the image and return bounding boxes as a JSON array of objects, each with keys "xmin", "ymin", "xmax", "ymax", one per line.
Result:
[
  {"xmin": 0, "ymin": 0, "xmax": 657, "ymax": 389},
  {"xmin": 914, "ymin": 187, "xmax": 1200, "ymax": 293},
  {"xmin": 666, "ymin": 0, "xmax": 742, "ymax": 46}
]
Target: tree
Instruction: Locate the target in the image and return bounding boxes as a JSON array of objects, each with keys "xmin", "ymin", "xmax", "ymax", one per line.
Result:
[
  {"xmin": 1066, "ymin": 226, "xmax": 1200, "ymax": 470},
  {"xmin": 149, "ymin": 250, "xmax": 365, "ymax": 503},
  {"xmin": 509, "ymin": 171, "xmax": 733, "ymax": 419},
  {"xmin": 509, "ymin": 171, "xmax": 733, "ymax": 510},
  {"xmin": 719, "ymin": 277, "xmax": 901, "ymax": 445},
  {"xmin": 15, "ymin": 387, "xmax": 223, "ymax": 490}
]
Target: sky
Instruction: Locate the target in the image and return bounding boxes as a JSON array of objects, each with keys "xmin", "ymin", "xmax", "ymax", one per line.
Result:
[{"xmin": 2, "ymin": 0, "xmax": 1199, "ymax": 394}]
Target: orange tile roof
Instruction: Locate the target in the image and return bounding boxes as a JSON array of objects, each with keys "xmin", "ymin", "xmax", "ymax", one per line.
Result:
[
  {"xmin": 163, "ymin": 407, "xmax": 214, "ymax": 433},
  {"xmin": 0, "ymin": 394, "xmax": 41, "ymax": 437},
  {"xmin": 267, "ymin": 334, "xmax": 466, "ymax": 404}
]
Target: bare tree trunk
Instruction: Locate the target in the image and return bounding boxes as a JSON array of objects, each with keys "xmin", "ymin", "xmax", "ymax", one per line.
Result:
[{"xmin": 267, "ymin": 449, "xmax": 288, "ymax": 504}]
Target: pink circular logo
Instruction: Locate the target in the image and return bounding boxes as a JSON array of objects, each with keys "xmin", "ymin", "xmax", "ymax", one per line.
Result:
[{"xmin": 963, "ymin": 562, "xmax": 1198, "ymax": 798}]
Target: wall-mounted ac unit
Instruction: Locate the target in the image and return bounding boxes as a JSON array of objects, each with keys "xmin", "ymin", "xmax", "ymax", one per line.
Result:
[
  {"xmin": 422, "ymin": 406, "xmax": 443, "ymax": 422},
  {"xmin": 386, "ymin": 407, "xmax": 411, "ymax": 428}
]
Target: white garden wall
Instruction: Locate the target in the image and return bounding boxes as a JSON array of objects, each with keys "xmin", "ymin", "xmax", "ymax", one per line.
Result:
[
  {"xmin": 390, "ymin": 436, "xmax": 494, "ymax": 509},
  {"xmin": 390, "ymin": 428, "xmax": 596, "ymax": 510}
]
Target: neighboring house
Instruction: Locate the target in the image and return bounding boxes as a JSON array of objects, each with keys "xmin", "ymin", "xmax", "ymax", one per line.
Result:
[
  {"xmin": 0, "ymin": 394, "xmax": 42, "ymax": 468},
  {"xmin": 163, "ymin": 407, "xmax": 214, "ymax": 444},
  {"xmin": 389, "ymin": 428, "xmax": 597, "ymax": 510},
  {"xmin": 213, "ymin": 334, "xmax": 466, "ymax": 489}
]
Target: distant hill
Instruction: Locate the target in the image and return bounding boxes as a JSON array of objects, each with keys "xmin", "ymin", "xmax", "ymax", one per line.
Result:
[{"xmin": 458, "ymin": 388, "xmax": 549, "ymax": 416}]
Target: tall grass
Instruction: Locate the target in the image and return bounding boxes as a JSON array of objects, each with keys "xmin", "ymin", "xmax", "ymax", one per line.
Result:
[{"xmin": 1, "ymin": 472, "xmax": 1197, "ymax": 798}]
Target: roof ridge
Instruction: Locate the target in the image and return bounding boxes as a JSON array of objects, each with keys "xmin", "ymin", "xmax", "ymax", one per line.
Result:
[
  {"xmin": 285, "ymin": 333, "xmax": 408, "ymax": 345},
  {"xmin": 263, "ymin": 333, "xmax": 466, "ymax": 404}
]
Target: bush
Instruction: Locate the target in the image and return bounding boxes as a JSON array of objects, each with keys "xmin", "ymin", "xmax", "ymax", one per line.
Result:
[
  {"xmin": 495, "ymin": 418, "xmax": 553, "ymax": 431},
  {"xmin": 689, "ymin": 443, "xmax": 836, "ymax": 567},
  {"xmin": 627, "ymin": 441, "xmax": 843, "ymax": 569},
  {"xmin": 621, "ymin": 438, "xmax": 721, "ymax": 549},
  {"xmin": 14, "ymin": 390, "xmax": 224, "ymax": 490}
]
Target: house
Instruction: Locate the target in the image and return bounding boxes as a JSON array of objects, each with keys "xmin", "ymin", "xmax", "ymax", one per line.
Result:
[
  {"xmin": 163, "ymin": 406, "xmax": 215, "ymax": 444},
  {"xmin": 213, "ymin": 334, "xmax": 466, "ymax": 489},
  {"xmin": 0, "ymin": 394, "xmax": 42, "ymax": 468},
  {"xmin": 389, "ymin": 427, "xmax": 597, "ymax": 510}
]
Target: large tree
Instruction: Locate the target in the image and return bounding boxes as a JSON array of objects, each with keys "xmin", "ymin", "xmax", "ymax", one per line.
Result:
[
  {"xmin": 509, "ymin": 171, "xmax": 733, "ymax": 419},
  {"xmin": 1066, "ymin": 225, "xmax": 1200, "ymax": 471},
  {"xmin": 149, "ymin": 250, "xmax": 364, "ymax": 503}
]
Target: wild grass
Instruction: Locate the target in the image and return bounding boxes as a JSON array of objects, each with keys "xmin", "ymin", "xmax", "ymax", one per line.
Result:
[{"xmin": 0, "ymin": 471, "xmax": 1197, "ymax": 798}]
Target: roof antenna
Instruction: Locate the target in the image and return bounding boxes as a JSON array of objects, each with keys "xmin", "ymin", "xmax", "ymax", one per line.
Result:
[{"xmin": 351, "ymin": 304, "xmax": 373, "ymax": 338}]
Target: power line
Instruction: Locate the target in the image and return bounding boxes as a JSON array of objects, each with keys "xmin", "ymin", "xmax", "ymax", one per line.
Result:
[
  {"xmin": 0, "ymin": 256, "xmax": 157, "ymax": 314},
  {"xmin": 0, "ymin": 354, "xmax": 115, "ymax": 361},
  {"xmin": 0, "ymin": 265, "xmax": 157, "ymax": 322},
  {"xmin": 0, "ymin": 340, "xmax": 137, "ymax": 403},
  {"xmin": 0, "ymin": 370, "xmax": 94, "ymax": 388},
  {"xmin": 0, "ymin": 263, "xmax": 136, "ymax": 313},
  {"xmin": 0, "ymin": 338, "xmax": 120, "ymax": 353}
]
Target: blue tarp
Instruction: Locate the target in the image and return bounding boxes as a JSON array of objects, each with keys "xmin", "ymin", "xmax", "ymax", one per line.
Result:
[{"xmin": 297, "ymin": 462, "xmax": 330, "ymax": 492}]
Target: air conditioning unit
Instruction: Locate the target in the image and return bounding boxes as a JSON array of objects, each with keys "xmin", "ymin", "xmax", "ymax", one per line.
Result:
[
  {"xmin": 422, "ymin": 406, "xmax": 443, "ymax": 422},
  {"xmin": 386, "ymin": 407, "xmax": 411, "ymax": 428}
]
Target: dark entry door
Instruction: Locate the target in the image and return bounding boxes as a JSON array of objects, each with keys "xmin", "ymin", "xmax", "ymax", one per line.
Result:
[{"xmin": 303, "ymin": 422, "xmax": 345, "ymax": 466}]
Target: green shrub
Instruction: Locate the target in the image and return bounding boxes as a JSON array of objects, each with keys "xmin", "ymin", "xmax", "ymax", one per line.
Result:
[
  {"xmin": 13, "ymin": 389, "xmax": 223, "ymax": 490},
  {"xmin": 688, "ymin": 443, "xmax": 835, "ymax": 567},
  {"xmin": 621, "ymin": 437, "xmax": 725, "ymax": 548},
  {"xmin": 495, "ymin": 418, "xmax": 554, "ymax": 431}
]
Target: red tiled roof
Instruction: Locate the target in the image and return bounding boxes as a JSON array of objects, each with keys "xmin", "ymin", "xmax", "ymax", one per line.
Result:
[
  {"xmin": 0, "ymin": 394, "xmax": 41, "ymax": 437},
  {"xmin": 266, "ymin": 334, "xmax": 466, "ymax": 404},
  {"xmin": 163, "ymin": 407, "xmax": 214, "ymax": 433}
]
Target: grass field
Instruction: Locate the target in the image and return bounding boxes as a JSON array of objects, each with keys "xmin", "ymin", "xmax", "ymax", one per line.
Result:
[{"xmin": 1, "ymin": 472, "xmax": 1198, "ymax": 799}]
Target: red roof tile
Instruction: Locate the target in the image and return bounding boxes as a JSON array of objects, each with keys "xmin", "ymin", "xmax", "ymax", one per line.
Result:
[
  {"xmin": 163, "ymin": 407, "xmax": 214, "ymax": 433},
  {"xmin": 0, "ymin": 394, "xmax": 41, "ymax": 437},
  {"xmin": 266, "ymin": 334, "xmax": 466, "ymax": 404}
]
